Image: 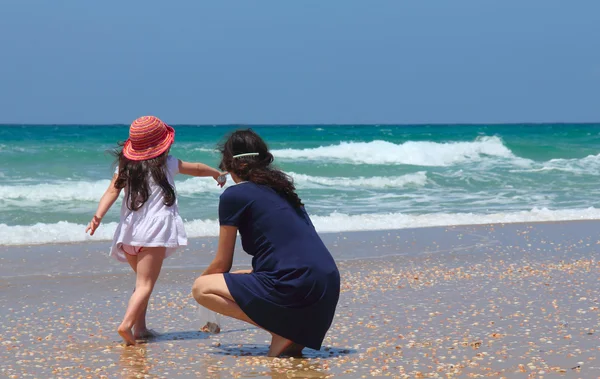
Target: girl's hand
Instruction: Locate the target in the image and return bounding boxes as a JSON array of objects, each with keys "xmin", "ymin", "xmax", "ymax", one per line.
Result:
[
  {"xmin": 85, "ymin": 215, "xmax": 102, "ymax": 236},
  {"xmin": 214, "ymin": 172, "xmax": 228, "ymax": 188}
]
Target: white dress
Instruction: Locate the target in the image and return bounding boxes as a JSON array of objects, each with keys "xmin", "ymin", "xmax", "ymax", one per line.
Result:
[{"xmin": 109, "ymin": 155, "xmax": 187, "ymax": 262}]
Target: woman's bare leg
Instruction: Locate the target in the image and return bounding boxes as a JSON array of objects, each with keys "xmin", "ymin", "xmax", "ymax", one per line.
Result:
[
  {"xmin": 281, "ymin": 343, "xmax": 305, "ymax": 357},
  {"xmin": 118, "ymin": 247, "xmax": 165, "ymax": 345},
  {"xmin": 192, "ymin": 274, "xmax": 297, "ymax": 357},
  {"xmin": 192, "ymin": 274, "xmax": 257, "ymax": 326}
]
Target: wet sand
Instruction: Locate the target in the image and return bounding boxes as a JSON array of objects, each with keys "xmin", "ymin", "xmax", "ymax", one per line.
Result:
[{"xmin": 1, "ymin": 221, "xmax": 599, "ymax": 378}]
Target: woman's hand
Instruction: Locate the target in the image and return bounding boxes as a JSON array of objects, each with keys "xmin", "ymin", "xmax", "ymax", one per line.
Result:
[
  {"xmin": 214, "ymin": 172, "xmax": 228, "ymax": 188},
  {"xmin": 85, "ymin": 215, "xmax": 102, "ymax": 235}
]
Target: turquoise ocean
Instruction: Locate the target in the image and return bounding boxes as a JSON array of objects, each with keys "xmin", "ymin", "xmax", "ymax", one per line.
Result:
[{"xmin": 2, "ymin": 124, "xmax": 600, "ymax": 246}]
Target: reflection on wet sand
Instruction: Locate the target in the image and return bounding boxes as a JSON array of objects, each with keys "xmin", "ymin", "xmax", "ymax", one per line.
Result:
[
  {"xmin": 201, "ymin": 356, "xmax": 330, "ymax": 379},
  {"xmin": 208, "ymin": 344, "xmax": 332, "ymax": 378},
  {"xmin": 119, "ymin": 343, "xmax": 151, "ymax": 379},
  {"xmin": 266, "ymin": 360, "xmax": 329, "ymax": 378}
]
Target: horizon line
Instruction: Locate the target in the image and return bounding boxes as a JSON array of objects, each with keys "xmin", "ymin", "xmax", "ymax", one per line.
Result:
[{"xmin": 1, "ymin": 121, "xmax": 600, "ymax": 127}]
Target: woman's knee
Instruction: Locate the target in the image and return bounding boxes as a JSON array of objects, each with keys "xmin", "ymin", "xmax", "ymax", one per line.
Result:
[
  {"xmin": 192, "ymin": 276, "xmax": 209, "ymax": 304},
  {"xmin": 191, "ymin": 274, "xmax": 232, "ymax": 304}
]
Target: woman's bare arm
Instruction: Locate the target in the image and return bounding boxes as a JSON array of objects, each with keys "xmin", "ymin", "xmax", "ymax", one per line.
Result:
[{"xmin": 202, "ymin": 225, "xmax": 237, "ymax": 275}]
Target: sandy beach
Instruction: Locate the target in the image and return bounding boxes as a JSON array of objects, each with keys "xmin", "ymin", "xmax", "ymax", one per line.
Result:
[{"xmin": 1, "ymin": 221, "xmax": 599, "ymax": 378}]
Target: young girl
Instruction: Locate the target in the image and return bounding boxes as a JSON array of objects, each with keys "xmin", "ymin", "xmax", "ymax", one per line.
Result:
[{"xmin": 85, "ymin": 115, "xmax": 225, "ymax": 346}]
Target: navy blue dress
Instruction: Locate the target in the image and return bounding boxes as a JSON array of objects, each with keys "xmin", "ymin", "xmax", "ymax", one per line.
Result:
[{"xmin": 220, "ymin": 182, "xmax": 340, "ymax": 350}]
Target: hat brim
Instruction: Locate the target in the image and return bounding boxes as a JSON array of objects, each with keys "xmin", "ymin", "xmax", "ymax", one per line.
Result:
[{"xmin": 123, "ymin": 126, "xmax": 175, "ymax": 161}]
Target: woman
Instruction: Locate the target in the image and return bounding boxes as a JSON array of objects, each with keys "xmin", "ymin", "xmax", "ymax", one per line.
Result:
[{"xmin": 192, "ymin": 129, "xmax": 340, "ymax": 357}]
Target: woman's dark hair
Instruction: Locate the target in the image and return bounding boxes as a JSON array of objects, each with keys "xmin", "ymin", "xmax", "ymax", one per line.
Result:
[
  {"xmin": 219, "ymin": 129, "xmax": 303, "ymax": 208},
  {"xmin": 112, "ymin": 143, "xmax": 176, "ymax": 211}
]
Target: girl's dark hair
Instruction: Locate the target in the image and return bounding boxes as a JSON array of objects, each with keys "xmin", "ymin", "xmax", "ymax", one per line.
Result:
[
  {"xmin": 219, "ymin": 129, "xmax": 303, "ymax": 208},
  {"xmin": 112, "ymin": 143, "xmax": 176, "ymax": 211}
]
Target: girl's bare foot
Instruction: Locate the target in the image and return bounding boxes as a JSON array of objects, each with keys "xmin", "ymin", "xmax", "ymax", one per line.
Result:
[
  {"xmin": 267, "ymin": 333, "xmax": 294, "ymax": 357},
  {"xmin": 118, "ymin": 325, "xmax": 136, "ymax": 346},
  {"xmin": 281, "ymin": 342, "xmax": 304, "ymax": 357},
  {"xmin": 133, "ymin": 328, "xmax": 159, "ymax": 340}
]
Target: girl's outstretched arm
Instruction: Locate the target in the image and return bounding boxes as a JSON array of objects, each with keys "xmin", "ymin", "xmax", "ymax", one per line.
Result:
[
  {"xmin": 85, "ymin": 174, "xmax": 121, "ymax": 236},
  {"xmin": 178, "ymin": 160, "xmax": 226, "ymax": 187},
  {"xmin": 202, "ymin": 225, "xmax": 237, "ymax": 275}
]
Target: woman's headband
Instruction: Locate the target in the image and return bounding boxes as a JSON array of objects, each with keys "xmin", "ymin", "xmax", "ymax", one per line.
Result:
[{"xmin": 232, "ymin": 152, "xmax": 259, "ymax": 159}]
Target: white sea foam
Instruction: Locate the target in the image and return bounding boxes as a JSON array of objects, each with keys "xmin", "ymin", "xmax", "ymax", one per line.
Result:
[
  {"xmin": 0, "ymin": 178, "xmax": 226, "ymax": 205},
  {"xmin": 272, "ymin": 136, "xmax": 518, "ymax": 166},
  {"xmin": 2, "ymin": 207, "xmax": 599, "ymax": 246},
  {"xmin": 172, "ymin": 177, "xmax": 231, "ymax": 194},
  {"xmin": 0, "ymin": 172, "xmax": 428, "ymax": 205},
  {"xmin": 289, "ymin": 171, "xmax": 428, "ymax": 189},
  {"xmin": 0, "ymin": 180, "xmax": 114, "ymax": 202},
  {"xmin": 511, "ymin": 153, "xmax": 600, "ymax": 175},
  {"xmin": 310, "ymin": 207, "xmax": 600, "ymax": 232},
  {"xmin": 192, "ymin": 147, "xmax": 218, "ymax": 153}
]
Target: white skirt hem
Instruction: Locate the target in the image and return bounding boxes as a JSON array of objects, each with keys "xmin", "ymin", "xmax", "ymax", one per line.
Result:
[{"xmin": 109, "ymin": 212, "xmax": 188, "ymax": 263}]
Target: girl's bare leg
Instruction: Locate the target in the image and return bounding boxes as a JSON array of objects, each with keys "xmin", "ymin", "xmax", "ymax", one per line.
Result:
[
  {"xmin": 118, "ymin": 247, "xmax": 165, "ymax": 345},
  {"xmin": 192, "ymin": 274, "xmax": 301, "ymax": 357},
  {"xmin": 124, "ymin": 253, "xmax": 152, "ymax": 339},
  {"xmin": 133, "ymin": 291, "xmax": 152, "ymax": 338}
]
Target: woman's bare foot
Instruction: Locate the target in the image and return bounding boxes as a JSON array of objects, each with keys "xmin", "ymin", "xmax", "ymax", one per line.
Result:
[
  {"xmin": 268, "ymin": 333, "xmax": 294, "ymax": 357},
  {"xmin": 281, "ymin": 342, "xmax": 304, "ymax": 357},
  {"xmin": 118, "ymin": 325, "xmax": 136, "ymax": 346},
  {"xmin": 133, "ymin": 328, "xmax": 159, "ymax": 340}
]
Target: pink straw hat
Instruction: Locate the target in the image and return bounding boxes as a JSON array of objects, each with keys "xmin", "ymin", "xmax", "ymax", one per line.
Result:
[{"xmin": 123, "ymin": 116, "xmax": 175, "ymax": 161}]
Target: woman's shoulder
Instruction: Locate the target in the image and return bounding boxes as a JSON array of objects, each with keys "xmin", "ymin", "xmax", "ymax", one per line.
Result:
[
  {"xmin": 221, "ymin": 183, "xmax": 270, "ymax": 206},
  {"xmin": 221, "ymin": 182, "xmax": 254, "ymax": 198},
  {"xmin": 218, "ymin": 183, "xmax": 257, "ymax": 218}
]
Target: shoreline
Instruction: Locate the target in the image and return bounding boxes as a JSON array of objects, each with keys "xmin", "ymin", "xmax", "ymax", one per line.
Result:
[
  {"xmin": 2, "ymin": 219, "xmax": 600, "ymax": 280},
  {"xmin": 2, "ymin": 217, "xmax": 600, "ymax": 249}
]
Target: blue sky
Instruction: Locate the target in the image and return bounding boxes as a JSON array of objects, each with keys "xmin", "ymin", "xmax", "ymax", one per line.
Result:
[{"xmin": 1, "ymin": 1, "xmax": 599, "ymax": 124}]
